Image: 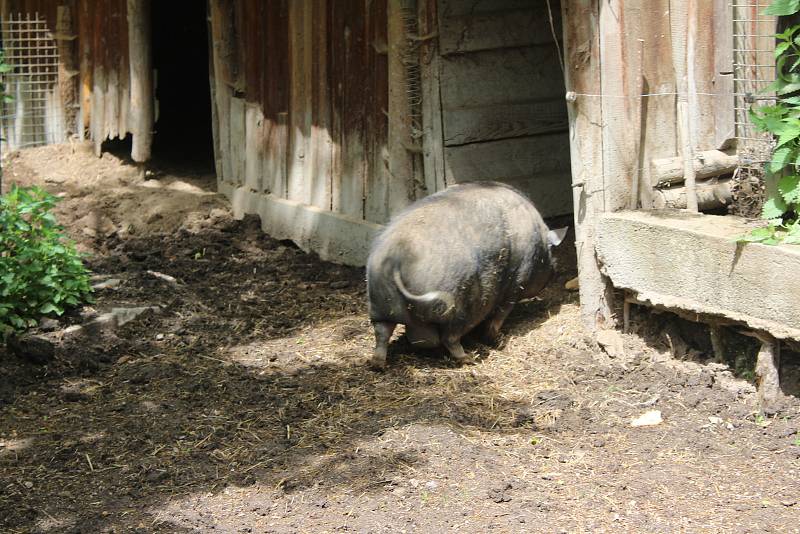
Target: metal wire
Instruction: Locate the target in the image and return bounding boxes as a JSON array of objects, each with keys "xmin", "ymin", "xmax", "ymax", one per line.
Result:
[
  {"xmin": 0, "ymin": 12, "xmax": 62, "ymax": 150},
  {"xmin": 733, "ymin": 0, "xmax": 776, "ymax": 169}
]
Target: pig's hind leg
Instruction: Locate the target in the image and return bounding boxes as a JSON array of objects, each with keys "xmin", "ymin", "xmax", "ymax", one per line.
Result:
[
  {"xmin": 441, "ymin": 329, "xmax": 472, "ymax": 364},
  {"xmin": 483, "ymin": 301, "xmax": 516, "ymax": 344},
  {"xmin": 371, "ymin": 321, "xmax": 396, "ymax": 370}
]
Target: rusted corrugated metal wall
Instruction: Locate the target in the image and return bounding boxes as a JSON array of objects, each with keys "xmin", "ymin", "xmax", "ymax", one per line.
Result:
[
  {"xmin": 211, "ymin": 0, "xmax": 392, "ymax": 225},
  {"xmin": 0, "ymin": 0, "xmax": 131, "ymax": 150}
]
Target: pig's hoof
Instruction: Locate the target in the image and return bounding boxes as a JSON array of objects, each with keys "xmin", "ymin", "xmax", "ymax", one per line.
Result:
[
  {"xmin": 451, "ymin": 354, "xmax": 476, "ymax": 366},
  {"xmin": 369, "ymin": 357, "xmax": 387, "ymax": 371}
]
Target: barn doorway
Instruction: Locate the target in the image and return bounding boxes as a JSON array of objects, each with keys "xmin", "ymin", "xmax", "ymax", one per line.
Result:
[
  {"xmin": 150, "ymin": 1, "xmax": 214, "ymax": 172},
  {"xmin": 434, "ymin": 0, "xmax": 571, "ymax": 219}
]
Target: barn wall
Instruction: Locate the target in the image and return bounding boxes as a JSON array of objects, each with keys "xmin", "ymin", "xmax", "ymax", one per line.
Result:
[
  {"xmin": 435, "ymin": 0, "xmax": 573, "ymax": 218},
  {"xmin": 212, "ymin": 0, "xmax": 397, "ymax": 230},
  {"xmin": 562, "ymin": 0, "xmax": 773, "ymax": 330},
  {"xmin": 0, "ymin": 0, "xmax": 140, "ymax": 154}
]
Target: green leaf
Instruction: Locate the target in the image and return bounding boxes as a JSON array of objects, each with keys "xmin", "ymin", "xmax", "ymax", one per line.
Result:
[
  {"xmin": 762, "ymin": 195, "xmax": 789, "ymax": 219},
  {"xmin": 779, "ymin": 174, "xmax": 800, "ymax": 203},
  {"xmin": 770, "ymin": 146, "xmax": 795, "ymax": 173},
  {"xmin": 776, "ymin": 41, "xmax": 792, "ymax": 58},
  {"xmin": 764, "ymin": 0, "xmax": 800, "ymax": 16},
  {"xmin": 38, "ymin": 303, "xmax": 58, "ymax": 314},
  {"xmin": 739, "ymin": 227, "xmax": 775, "ymax": 243}
]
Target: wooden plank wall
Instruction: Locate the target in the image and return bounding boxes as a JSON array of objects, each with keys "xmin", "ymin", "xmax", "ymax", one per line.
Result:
[
  {"xmin": 212, "ymin": 0, "xmax": 393, "ymax": 224},
  {"xmin": 436, "ymin": 0, "xmax": 573, "ymax": 218}
]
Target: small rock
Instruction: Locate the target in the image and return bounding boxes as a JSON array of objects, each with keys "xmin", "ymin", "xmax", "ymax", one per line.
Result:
[
  {"xmin": 564, "ymin": 276, "xmax": 579, "ymax": 291},
  {"xmin": 781, "ymin": 500, "xmax": 796, "ymax": 507},
  {"xmin": 424, "ymin": 480, "xmax": 439, "ymax": 491},
  {"xmin": 593, "ymin": 438, "xmax": 606, "ymax": 448},
  {"xmin": 488, "ymin": 483, "xmax": 513, "ymax": 503},
  {"xmin": 145, "ymin": 470, "xmax": 169, "ymax": 484},
  {"xmin": 38, "ymin": 318, "xmax": 60, "ymax": 332},
  {"xmin": 596, "ymin": 329, "xmax": 625, "ymax": 359},
  {"xmin": 7, "ymin": 334, "xmax": 56, "ymax": 365},
  {"xmin": 329, "ymin": 280, "xmax": 350, "ymax": 289},
  {"xmin": 61, "ymin": 387, "xmax": 88, "ymax": 402},
  {"xmin": 23, "ymin": 481, "xmax": 33, "ymax": 489},
  {"xmin": 708, "ymin": 416, "xmax": 723, "ymax": 425},
  {"xmin": 155, "ymin": 333, "xmax": 165, "ymax": 341},
  {"xmin": 630, "ymin": 410, "xmax": 663, "ymax": 427},
  {"xmin": 92, "ymin": 278, "xmax": 123, "ymax": 290}
]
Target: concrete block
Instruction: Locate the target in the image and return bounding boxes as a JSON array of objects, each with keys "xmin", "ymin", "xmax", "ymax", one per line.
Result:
[
  {"xmin": 596, "ymin": 210, "xmax": 800, "ymax": 341},
  {"xmin": 223, "ymin": 184, "xmax": 384, "ymax": 267}
]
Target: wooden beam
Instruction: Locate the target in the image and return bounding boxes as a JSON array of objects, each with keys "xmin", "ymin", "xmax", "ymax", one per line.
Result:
[
  {"xmin": 652, "ymin": 177, "xmax": 732, "ymax": 211},
  {"xmin": 127, "ymin": 0, "xmax": 153, "ymax": 162},
  {"xmin": 651, "ymin": 149, "xmax": 738, "ymax": 186},
  {"xmin": 562, "ymin": 0, "xmax": 615, "ymax": 330}
]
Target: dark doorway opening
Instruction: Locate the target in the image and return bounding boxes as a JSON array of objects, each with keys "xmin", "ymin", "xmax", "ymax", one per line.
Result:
[{"xmin": 150, "ymin": 1, "xmax": 214, "ymax": 173}]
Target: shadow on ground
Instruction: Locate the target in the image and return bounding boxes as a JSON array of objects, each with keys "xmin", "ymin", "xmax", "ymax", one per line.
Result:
[{"xmin": 0, "ymin": 212, "xmax": 571, "ymax": 533}]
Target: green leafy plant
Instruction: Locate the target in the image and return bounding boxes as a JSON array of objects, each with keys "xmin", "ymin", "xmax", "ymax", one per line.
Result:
[
  {"xmin": 743, "ymin": 1, "xmax": 800, "ymax": 244},
  {"xmin": 0, "ymin": 186, "xmax": 92, "ymax": 338}
]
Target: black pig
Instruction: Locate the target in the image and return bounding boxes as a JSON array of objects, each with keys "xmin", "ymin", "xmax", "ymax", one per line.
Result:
[{"xmin": 366, "ymin": 181, "xmax": 567, "ymax": 369}]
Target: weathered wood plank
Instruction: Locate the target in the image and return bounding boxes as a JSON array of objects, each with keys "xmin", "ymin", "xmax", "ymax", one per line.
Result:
[
  {"xmin": 444, "ymin": 131, "xmax": 573, "ymax": 217},
  {"xmin": 263, "ymin": 111, "xmax": 288, "ymax": 197},
  {"xmin": 117, "ymin": 0, "xmax": 130, "ymax": 138},
  {"xmin": 374, "ymin": 0, "xmax": 413, "ymax": 223},
  {"xmin": 309, "ymin": 0, "xmax": 331, "ymax": 210},
  {"xmin": 330, "ymin": 0, "xmax": 366, "ymax": 219},
  {"xmin": 77, "ymin": 0, "xmax": 92, "ymax": 139},
  {"xmin": 439, "ymin": 0, "xmax": 538, "ymax": 17},
  {"xmin": 444, "ymin": 133, "xmax": 571, "ymax": 184},
  {"xmin": 287, "ymin": 0, "xmax": 311, "ymax": 204},
  {"xmin": 210, "ymin": 0, "xmax": 234, "ymax": 185},
  {"xmin": 439, "ymin": 47, "xmax": 565, "ymax": 112},
  {"xmin": 261, "ymin": 0, "xmax": 289, "ymax": 197},
  {"xmin": 127, "ymin": 0, "xmax": 152, "ymax": 161},
  {"xmin": 599, "ymin": 0, "xmax": 643, "ymax": 212},
  {"xmin": 229, "ymin": 96, "xmax": 246, "ymax": 186},
  {"xmin": 443, "ymin": 99, "xmax": 567, "ymax": 146},
  {"xmin": 91, "ymin": 64, "xmax": 105, "ymax": 156},
  {"xmin": 419, "ymin": 0, "xmax": 446, "ymax": 194},
  {"xmin": 712, "ymin": 0, "xmax": 734, "ymax": 149},
  {"xmin": 638, "ymin": 0, "xmax": 673, "ymax": 204},
  {"xmin": 244, "ymin": 102, "xmax": 264, "ymax": 192},
  {"xmin": 439, "ymin": 6, "xmax": 562, "ymax": 55}
]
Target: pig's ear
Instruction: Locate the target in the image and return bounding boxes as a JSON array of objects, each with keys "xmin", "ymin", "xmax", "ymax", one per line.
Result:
[{"xmin": 547, "ymin": 227, "xmax": 569, "ymax": 247}]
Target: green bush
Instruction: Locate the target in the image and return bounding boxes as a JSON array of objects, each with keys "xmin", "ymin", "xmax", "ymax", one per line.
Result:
[{"xmin": 0, "ymin": 185, "xmax": 92, "ymax": 338}]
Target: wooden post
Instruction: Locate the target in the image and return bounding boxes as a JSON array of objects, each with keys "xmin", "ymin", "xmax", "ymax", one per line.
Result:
[
  {"xmin": 127, "ymin": 0, "xmax": 153, "ymax": 162},
  {"xmin": 754, "ymin": 334, "xmax": 783, "ymax": 415},
  {"xmin": 387, "ymin": 0, "xmax": 415, "ymax": 211},
  {"xmin": 418, "ymin": 0, "xmax": 445, "ymax": 194},
  {"xmin": 671, "ymin": 0, "xmax": 698, "ymax": 212},
  {"xmin": 562, "ymin": 0, "xmax": 615, "ymax": 330}
]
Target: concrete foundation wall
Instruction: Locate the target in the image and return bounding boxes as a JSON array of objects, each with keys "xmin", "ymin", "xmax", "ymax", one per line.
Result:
[
  {"xmin": 222, "ymin": 183, "xmax": 383, "ymax": 267},
  {"xmin": 596, "ymin": 210, "xmax": 800, "ymax": 341}
]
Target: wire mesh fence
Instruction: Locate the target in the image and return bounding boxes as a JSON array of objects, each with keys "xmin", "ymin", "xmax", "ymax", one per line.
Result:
[
  {"xmin": 733, "ymin": 1, "xmax": 777, "ymax": 168},
  {"xmin": 0, "ymin": 12, "xmax": 63, "ymax": 151}
]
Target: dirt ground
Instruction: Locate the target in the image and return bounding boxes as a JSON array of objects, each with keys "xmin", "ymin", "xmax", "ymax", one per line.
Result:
[{"xmin": 1, "ymin": 144, "xmax": 799, "ymax": 533}]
